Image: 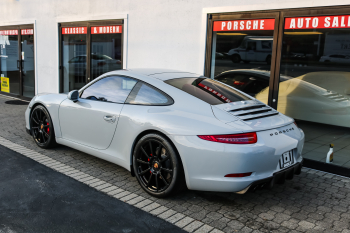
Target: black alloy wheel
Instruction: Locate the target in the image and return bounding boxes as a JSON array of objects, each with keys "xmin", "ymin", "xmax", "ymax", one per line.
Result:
[
  {"xmin": 30, "ymin": 105, "xmax": 56, "ymax": 149},
  {"xmin": 133, "ymin": 134, "xmax": 185, "ymax": 197}
]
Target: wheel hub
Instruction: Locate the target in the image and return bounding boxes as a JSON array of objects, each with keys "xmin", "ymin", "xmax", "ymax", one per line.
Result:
[{"xmin": 151, "ymin": 160, "xmax": 161, "ymax": 173}]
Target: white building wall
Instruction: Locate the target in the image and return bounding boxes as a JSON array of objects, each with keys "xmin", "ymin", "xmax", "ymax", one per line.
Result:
[{"xmin": 0, "ymin": 0, "xmax": 349, "ymax": 94}]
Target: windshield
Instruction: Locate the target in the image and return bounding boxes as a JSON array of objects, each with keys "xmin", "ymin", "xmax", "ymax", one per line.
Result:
[{"xmin": 165, "ymin": 77, "xmax": 251, "ymax": 105}]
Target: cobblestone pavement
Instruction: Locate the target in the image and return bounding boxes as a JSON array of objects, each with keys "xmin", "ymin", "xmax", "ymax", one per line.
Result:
[{"xmin": 1, "ymin": 95, "xmax": 350, "ymax": 233}]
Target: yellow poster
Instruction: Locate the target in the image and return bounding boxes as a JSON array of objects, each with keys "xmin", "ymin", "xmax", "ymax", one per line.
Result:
[{"xmin": 1, "ymin": 77, "xmax": 10, "ymax": 93}]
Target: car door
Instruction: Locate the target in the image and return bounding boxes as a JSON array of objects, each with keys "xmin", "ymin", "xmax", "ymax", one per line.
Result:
[
  {"xmin": 246, "ymin": 41, "xmax": 256, "ymax": 61},
  {"xmin": 59, "ymin": 75, "xmax": 137, "ymax": 150}
]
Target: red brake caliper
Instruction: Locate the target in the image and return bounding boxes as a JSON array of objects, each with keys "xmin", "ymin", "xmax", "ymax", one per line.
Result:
[{"xmin": 47, "ymin": 123, "xmax": 49, "ymax": 133}]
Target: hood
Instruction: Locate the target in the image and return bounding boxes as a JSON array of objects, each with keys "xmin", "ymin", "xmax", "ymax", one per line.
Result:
[{"xmin": 212, "ymin": 100, "xmax": 294, "ymax": 132}]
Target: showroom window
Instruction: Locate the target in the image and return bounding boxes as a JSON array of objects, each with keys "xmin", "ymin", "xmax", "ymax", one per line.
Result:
[
  {"xmin": 206, "ymin": 7, "xmax": 350, "ymax": 174},
  {"xmin": 0, "ymin": 26, "xmax": 35, "ymax": 99},
  {"xmin": 277, "ymin": 14, "xmax": 350, "ymax": 168},
  {"xmin": 59, "ymin": 20, "xmax": 123, "ymax": 93}
]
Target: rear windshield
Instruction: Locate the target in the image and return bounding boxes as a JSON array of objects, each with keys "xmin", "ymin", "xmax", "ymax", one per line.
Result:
[{"xmin": 165, "ymin": 77, "xmax": 250, "ymax": 105}]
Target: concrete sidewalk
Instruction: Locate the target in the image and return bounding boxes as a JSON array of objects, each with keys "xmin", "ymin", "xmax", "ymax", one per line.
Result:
[{"xmin": 1, "ymin": 95, "xmax": 350, "ymax": 233}]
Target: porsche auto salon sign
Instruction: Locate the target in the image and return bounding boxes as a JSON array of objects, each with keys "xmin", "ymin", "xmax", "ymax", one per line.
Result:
[
  {"xmin": 0, "ymin": 30, "xmax": 18, "ymax": 35},
  {"xmin": 91, "ymin": 26, "xmax": 122, "ymax": 34},
  {"xmin": 213, "ymin": 19, "xmax": 275, "ymax": 31},
  {"xmin": 62, "ymin": 27, "xmax": 87, "ymax": 34},
  {"xmin": 285, "ymin": 15, "xmax": 350, "ymax": 29}
]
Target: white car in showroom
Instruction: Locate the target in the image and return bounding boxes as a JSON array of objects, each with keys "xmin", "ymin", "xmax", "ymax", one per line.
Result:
[{"xmin": 25, "ymin": 69, "xmax": 304, "ymax": 197}]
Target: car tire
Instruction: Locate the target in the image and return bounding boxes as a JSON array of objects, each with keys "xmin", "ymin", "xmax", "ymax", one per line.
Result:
[
  {"xmin": 30, "ymin": 105, "xmax": 57, "ymax": 149},
  {"xmin": 133, "ymin": 133, "xmax": 185, "ymax": 197},
  {"xmin": 231, "ymin": 54, "xmax": 241, "ymax": 63},
  {"xmin": 266, "ymin": 55, "xmax": 272, "ymax": 65}
]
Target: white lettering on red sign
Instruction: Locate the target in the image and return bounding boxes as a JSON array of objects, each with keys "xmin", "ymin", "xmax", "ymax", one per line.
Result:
[
  {"xmin": 62, "ymin": 27, "xmax": 87, "ymax": 34},
  {"xmin": 198, "ymin": 83, "xmax": 231, "ymax": 103},
  {"xmin": 21, "ymin": 29, "xmax": 34, "ymax": 35},
  {"xmin": 285, "ymin": 15, "xmax": 350, "ymax": 29},
  {"xmin": 91, "ymin": 26, "xmax": 122, "ymax": 34},
  {"xmin": 0, "ymin": 30, "xmax": 18, "ymax": 36},
  {"xmin": 213, "ymin": 19, "xmax": 275, "ymax": 31}
]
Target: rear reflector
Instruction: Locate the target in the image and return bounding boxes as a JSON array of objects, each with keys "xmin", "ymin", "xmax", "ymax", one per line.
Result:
[
  {"xmin": 198, "ymin": 132, "xmax": 257, "ymax": 144},
  {"xmin": 225, "ymin": 172, "xmax": 252, "ymax": 178}
]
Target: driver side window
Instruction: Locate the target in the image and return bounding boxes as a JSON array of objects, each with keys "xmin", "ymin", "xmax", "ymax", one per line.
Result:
[{"xmin": 80, "ymin": 76, "xmax": 137, "ymax": 103}]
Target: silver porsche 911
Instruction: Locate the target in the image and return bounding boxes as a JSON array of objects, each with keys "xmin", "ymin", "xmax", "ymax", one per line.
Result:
[{"xmin": 25, "ymin": 69, "xmax": 304, "ymax": 197}]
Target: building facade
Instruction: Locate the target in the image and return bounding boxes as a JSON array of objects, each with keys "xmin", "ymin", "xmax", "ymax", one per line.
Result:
[{"xmin": 1, "ymin": 0, "xmax": 350, "ymax": 175}]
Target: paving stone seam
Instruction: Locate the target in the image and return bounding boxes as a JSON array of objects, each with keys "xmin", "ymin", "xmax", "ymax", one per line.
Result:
[{"xmin": 0, "ymin": 136, "xmax": 223, "ymax": 233}]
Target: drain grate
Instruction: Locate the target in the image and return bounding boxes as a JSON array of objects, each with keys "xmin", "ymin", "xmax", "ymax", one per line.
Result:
[{"xmin": 5, "ymin": 100, "xmax": 29, "ymax": 106}]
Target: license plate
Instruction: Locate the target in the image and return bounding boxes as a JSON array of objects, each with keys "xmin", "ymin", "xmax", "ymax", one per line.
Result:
[{"xmin": 279, "ymin": 150, "xmax": 294, "ymax": 169}]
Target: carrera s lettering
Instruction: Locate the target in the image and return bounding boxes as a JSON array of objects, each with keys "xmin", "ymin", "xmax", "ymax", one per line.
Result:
[{"xmin": 270, "ymin": 127, "xmax": 295, "ymax": 136}]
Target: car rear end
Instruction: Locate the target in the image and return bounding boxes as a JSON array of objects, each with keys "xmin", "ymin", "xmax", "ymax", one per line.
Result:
[{"xmin": 164, "ymin": 76, "xmax": 304, "ymax": 193}]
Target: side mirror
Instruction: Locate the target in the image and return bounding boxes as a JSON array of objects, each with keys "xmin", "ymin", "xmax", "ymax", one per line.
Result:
[{"xmin": 68, "ymin": 90, "xmax": 79, "ymax": 102}]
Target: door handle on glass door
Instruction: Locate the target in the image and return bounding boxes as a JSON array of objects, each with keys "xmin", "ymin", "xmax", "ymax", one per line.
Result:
[{"xmin": 103, "ymin": 115, "xmax": 116, "ymax": 123}]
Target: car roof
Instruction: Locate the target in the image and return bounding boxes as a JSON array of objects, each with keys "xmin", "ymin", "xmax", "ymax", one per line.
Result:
[{"xmin": 123, "ymin": 68, "xmax": 202, "ymax": 81}]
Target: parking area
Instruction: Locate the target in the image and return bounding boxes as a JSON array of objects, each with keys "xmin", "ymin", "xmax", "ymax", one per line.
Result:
[{"xmin": 1, "ymin": 95, "xmax": 350, "ymax": 233}]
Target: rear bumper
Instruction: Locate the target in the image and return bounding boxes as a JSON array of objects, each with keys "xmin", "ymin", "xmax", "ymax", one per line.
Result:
[
  {"xmin": 169, "ymin": 123, "xmax": 305, "ymax": 193},
  {"xmin": 243, "ymin": 160, "xmax": 303, "ymax": 193}
]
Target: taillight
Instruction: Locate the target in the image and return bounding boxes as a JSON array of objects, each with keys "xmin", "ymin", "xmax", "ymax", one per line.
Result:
[
  {"xmin": 225, "ymin": 172, "xmax": 252, "ymax": 178},
  {"xmin": 97, "ymin": 62, "xmax": 106, "ymax": 67},
  {"xmin": 198, "ymin": 132, "xmax": 257, "ymax": 144}
]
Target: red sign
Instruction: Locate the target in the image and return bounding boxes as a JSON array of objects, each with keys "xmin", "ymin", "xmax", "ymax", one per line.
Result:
[
  {"xmin": 0, "ymin": 30, "xmax": 18, "ymax": 36},
  {"xmin": 91, "ymin": 26, "xmax": 122, "ymax": 34},
  {"xmin": 62, "ymin": 27, "xmax": 87, "ymax": 34},
  {"xmin": 198, "ymin": 83, "xmax": 231, "ymax": 103},
  {"xmin": 285, "ymin": 15, "xmax": 350, "ymax": 29},
  {"xmin": 213, "ymin": 19, "xmax": 275, "ymax": 31},
  {"xmin": 21, "ymin": 29, "xmax": 33, "ymax": 35}
]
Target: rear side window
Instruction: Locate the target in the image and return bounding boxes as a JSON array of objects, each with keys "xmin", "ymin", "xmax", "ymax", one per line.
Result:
[
  {"xmin": 125, "ymin": 82, "xmax": 173, "ymax": 105},
  {"xmin": 80, "ymin": 76, "xmax": 137, "ymax": 103},
  {"xmin": 165, "ymin": 77, "xmax": 250, "ymax": 105}
]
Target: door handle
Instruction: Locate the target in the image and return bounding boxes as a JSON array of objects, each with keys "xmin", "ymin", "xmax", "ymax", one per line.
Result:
[{"xmin": 103, "ymin": 115, "xmax": 117, "ymax": 123}]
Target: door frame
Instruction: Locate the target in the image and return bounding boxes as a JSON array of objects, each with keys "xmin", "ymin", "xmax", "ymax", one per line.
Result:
[
  {"xmin": 59, "ymin": 19, "xmax": 124, "ymax": 93},
  {"xmin": 0, "ymin": 24, "xmax": 35, "ymax": 101}
]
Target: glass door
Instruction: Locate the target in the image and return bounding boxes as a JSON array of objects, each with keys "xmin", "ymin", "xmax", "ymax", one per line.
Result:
[
  {"xmin": 59, "ymin": 20, "xmax": 124, "ymax": 93},
  {"xmin": 61, "ymin": 27, "xmax": 87, "ymax": 92},
  {"xmin": 0, "ymin": 26, "xmax": 35, "ymax": 99},
  {"xmin": 0, "ymin": 29, "xmax": 20, "ymax": 95},
  {"xmin": 206, "ymin": 12, "xmax": 280, "ymax": 106},
  {"xmin": 21, "ymin": 29, "xmax": 35, "ymax": 98},
  {"xmin": 90, "ymin": 25, "xmax": 122, "ymax": 81}
]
